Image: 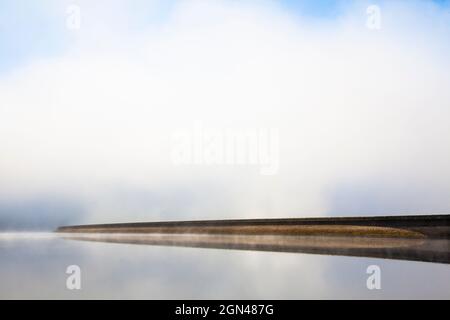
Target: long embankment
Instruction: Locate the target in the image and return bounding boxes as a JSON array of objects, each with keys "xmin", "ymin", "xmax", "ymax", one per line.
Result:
[{"xmin": 56, "ymin": 214, "xmax": 450, "ymax": 239}]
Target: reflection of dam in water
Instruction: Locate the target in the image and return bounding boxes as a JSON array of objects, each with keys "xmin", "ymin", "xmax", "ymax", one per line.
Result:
[{"xmin": 57, "ymin": 214, "xmax": 450, "ymax": 264}]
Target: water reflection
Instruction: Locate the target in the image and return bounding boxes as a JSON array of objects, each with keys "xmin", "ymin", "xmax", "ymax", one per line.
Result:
[
  {"xmin": 61, "ymin": 233, "xmax": 450, "ymax": 264},
  {"xmin": 0, "ymin": 233, "xmax": 450, "ymax": 299}
]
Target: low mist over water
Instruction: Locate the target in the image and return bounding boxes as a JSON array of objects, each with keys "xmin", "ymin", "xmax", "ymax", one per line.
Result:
[{"xmin": 0, "ymin": 0, "xmax": 450, "ymax": 301}]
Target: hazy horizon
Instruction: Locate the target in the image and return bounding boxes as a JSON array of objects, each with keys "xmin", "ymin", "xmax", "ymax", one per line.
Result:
[{"xmin": 1, "ymin": 0, "xmax": 450, "ymax": 230}]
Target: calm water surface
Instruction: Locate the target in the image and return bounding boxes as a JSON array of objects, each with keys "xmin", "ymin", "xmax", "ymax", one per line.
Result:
[{"xmin": 0, "ymin": 232, "xmax": 449, "ymax": 299}]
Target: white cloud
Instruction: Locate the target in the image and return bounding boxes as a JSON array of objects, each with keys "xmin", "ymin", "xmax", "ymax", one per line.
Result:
[{"xmin": 1, "ymin": 0, "xmax": 450, "ymax": 226}]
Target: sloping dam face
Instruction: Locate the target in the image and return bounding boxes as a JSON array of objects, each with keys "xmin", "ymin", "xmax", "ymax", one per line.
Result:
[
  {"xmin": 56, "ymin": 215, "xmax": 450, "ymax": 264},
  {"xmin": 56, "ymin": 214, "xmax": 450, "ymax": 239}
]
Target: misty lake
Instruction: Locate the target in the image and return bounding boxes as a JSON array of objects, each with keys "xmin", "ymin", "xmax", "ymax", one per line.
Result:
[{"xmin": 0, "ymin": 232, "xmax": 449, "ymax": 299}]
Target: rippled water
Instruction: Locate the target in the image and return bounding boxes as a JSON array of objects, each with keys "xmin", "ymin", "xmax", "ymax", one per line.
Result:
[{"xmin": 0, "ymin": 232, "xmax": 449, "ymax": 299}]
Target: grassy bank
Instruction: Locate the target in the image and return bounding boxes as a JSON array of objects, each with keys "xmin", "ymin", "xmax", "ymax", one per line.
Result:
[{"xmin": 57, "ymin": 224, "xmax": 425, "ymax": 238}]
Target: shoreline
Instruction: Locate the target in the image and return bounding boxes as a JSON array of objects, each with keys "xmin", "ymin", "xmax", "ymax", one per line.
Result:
[{"xmin": 56, "ymin": 214, "xmax": 450, "ymax": 239}]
